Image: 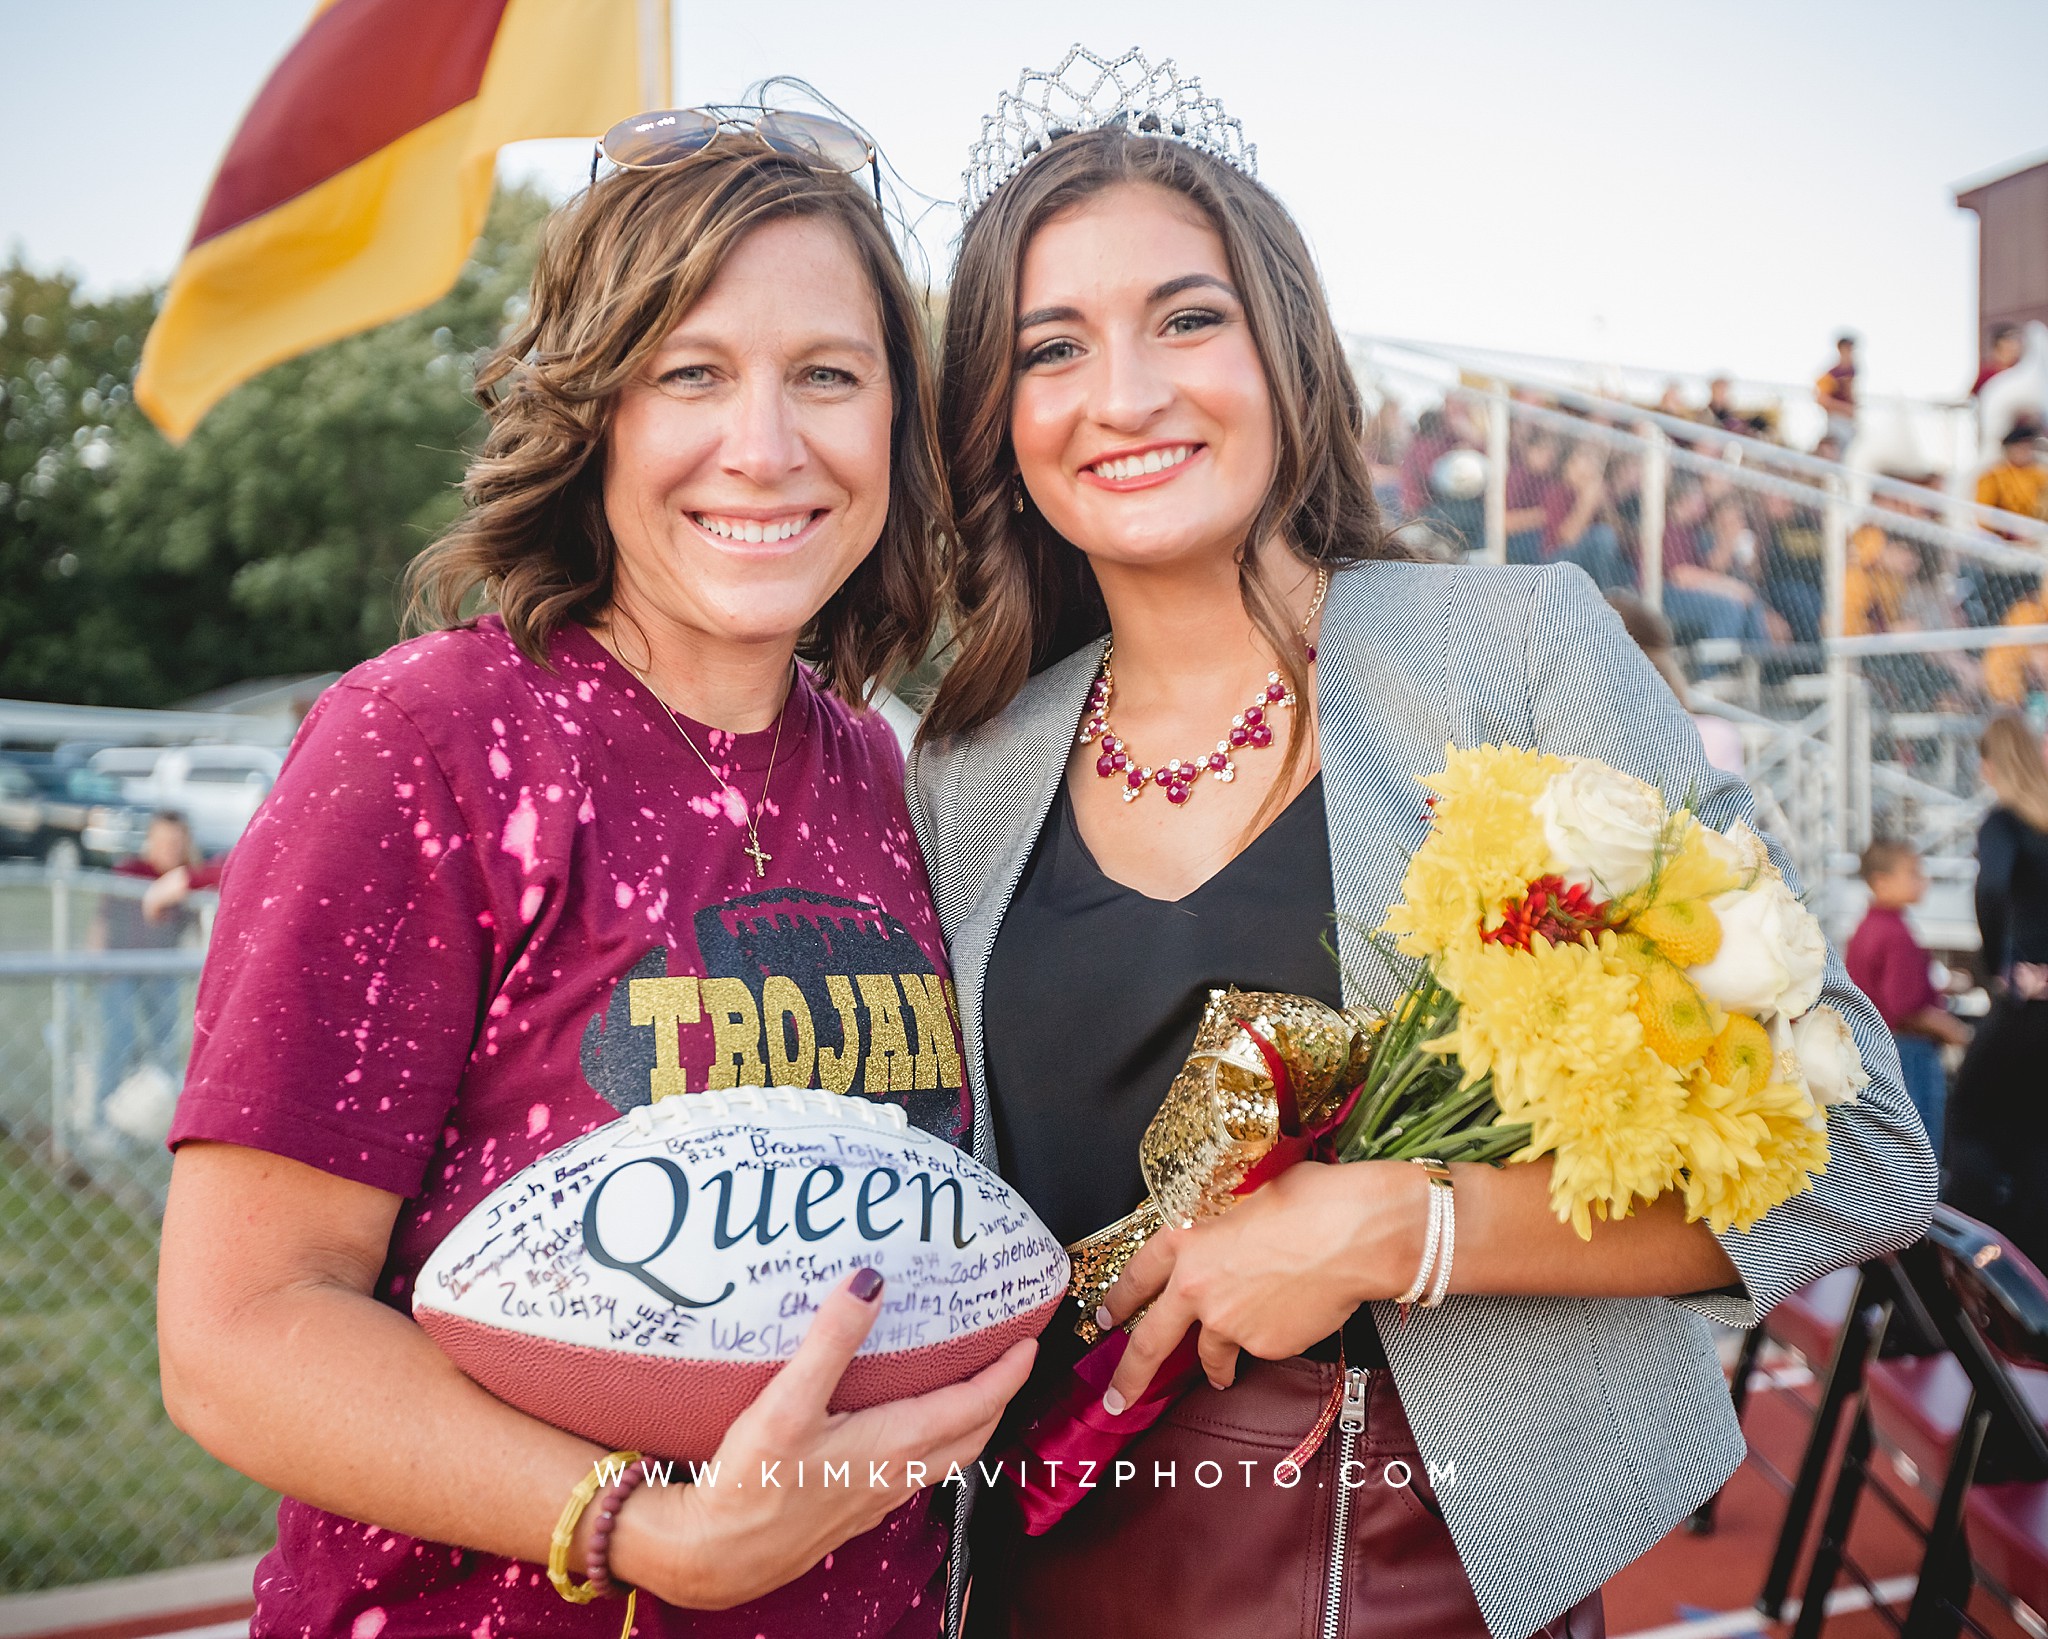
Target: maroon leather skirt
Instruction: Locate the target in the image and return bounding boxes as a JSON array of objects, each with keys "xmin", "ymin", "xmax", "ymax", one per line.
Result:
[{"xmin": 969, "ymin": 1355, "xmax": 1603, "ymax": 1639}]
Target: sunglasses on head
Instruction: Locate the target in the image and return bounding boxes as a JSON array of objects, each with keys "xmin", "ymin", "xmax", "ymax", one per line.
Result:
[{"xmin": 592, "ymin": 106, "xmax": 881, "ymax": 203}]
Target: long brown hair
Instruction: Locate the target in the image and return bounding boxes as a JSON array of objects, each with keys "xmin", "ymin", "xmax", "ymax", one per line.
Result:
[
  {"xmin": 921, "ymin": 128, "xmax": 1406, "ymax": 780},
  {"xmin": 1983, "ymin": 712, "xmax": 2048, "ymax": 832},
  {"xmin": 405, "ymin": 140, "xmax": 948, "ymax": 705}
]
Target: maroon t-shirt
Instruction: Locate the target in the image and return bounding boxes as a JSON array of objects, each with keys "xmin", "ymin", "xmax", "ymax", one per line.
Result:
[
  {"xmin": 170, "ymin": 617, "xmax": 968, "ymax": 1639},
  {"xmin": 1505, "ymin": 464, "xmax": 1572, "ymax": 551},
  {"xmin": 1398, "ymin": 429, "xmax": 1454, "ymax": 516},
  {"xmin": 1844, "ymin": 904, "xmax": 1940, "ymax": 1033},
  {"xmin": 1661, "ymin": 520, "xmax": 1705, "ymax": 573}
]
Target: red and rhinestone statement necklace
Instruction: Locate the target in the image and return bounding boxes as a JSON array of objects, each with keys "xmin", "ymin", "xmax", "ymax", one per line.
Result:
[{"xmin": 1078, "ymin": 567, "xmax": 1330, "ymax": 808}]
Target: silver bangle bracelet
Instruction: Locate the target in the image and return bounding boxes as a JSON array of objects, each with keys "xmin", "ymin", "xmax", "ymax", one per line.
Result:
[
  {"xmin": 1399, "ymin": 1158, "xmax": 1454, "ymax": 1305},
  {"xmin": 1398, "ymin": 1159, "xmax": 1455, "ymax": 1308},
  {"xmin": 1423, "ymin": 1162, "xmax": 1456, "ymax": 1307}
]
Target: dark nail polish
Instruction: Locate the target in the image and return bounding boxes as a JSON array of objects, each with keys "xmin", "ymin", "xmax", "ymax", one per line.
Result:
[{"xmin": 850, "ymin": 1267, "xmax": 885, "ymax": 1303}]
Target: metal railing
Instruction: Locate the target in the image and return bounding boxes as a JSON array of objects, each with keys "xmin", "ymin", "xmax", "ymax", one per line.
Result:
[
  {"xmin": 1354, "ymin": 334, "xmax": 2028, "ymax": 545},
  {"xmin": 1353, "ymin": 338, "xmax": 2048, "ymax": 943},
  {"xmin": 0, "ymin": 862, "xmax": 275, "ymax": 1592}
]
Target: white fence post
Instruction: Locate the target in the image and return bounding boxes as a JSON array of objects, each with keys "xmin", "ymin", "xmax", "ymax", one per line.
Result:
[
  {"xmin": 1639, "ymin": 424, "xmax": 1668, "ymax": 612},
  {"xmin": 1945, "ymin": 403, "xmax": 1974, "ymax": 536},
  {"xmin": 1822, "ymin": 486, "xmax": 1853, "ymax": 859},
  {"xmin": 637, "ymin": 0, "xmax": 671, "ymax": 106},
  {"xmin": 50, "ymin": 856, "xmax": 71, "ymax": 1165},
  {"xmin": 1484, "ymin": 381, "xmax": 1510, "ymax": 565},
  {"xmin": 1849, "ymin": 674, "xmax": 1873, "ymax": 854}
]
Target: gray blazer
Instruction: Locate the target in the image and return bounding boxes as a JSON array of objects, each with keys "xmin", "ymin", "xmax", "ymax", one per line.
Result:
[{"xmin": 908, "ymin": 559, "xmax": 1937, "ymax": 1638}]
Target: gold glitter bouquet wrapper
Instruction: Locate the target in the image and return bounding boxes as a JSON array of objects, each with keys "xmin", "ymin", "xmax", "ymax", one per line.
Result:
[
  {"xmin": 1007, "ymin": 986, "xmax": 1390, "ymax": 1536},
  {"xmin": 1064, "ymin": 988, "xmax": 1375, "ymax": 1344}
]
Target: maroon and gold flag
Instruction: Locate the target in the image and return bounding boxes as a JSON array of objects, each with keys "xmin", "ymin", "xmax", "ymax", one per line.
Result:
[{"xmin": 137, "ymin": 0, "xmax": 660, "ymax": 442}]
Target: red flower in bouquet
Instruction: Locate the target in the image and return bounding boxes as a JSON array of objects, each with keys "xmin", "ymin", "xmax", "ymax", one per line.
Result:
[{"xmin": 1480, "ymin": 875, "xmax": 1610, "ymax": 953}]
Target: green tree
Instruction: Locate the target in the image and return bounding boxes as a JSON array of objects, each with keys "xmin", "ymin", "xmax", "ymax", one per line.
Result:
[
  {"xmin": 0, "ymin": 184, "xmax": 553, "ymax": 705},
  {"xmin": 0, "ymin": 270, "xmax": 157, "ymax": 699}
]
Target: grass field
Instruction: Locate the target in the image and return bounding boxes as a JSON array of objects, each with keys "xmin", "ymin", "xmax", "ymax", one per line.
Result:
[{"xmin": 0, "ymin": 1132, "xmax": 276, "ymax": 1590}]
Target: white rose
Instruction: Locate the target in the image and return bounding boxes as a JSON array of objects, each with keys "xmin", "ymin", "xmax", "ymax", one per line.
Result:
[
  {"xmin": 1686, "ymin": 876, "xmax": 1828, "ymax": 1018},
  {"xmin": 1789, "ymin": 1005, "xmax": 1869, "ymax": 1106},
  {"xmin": 1697, "ymin": 820, "xmax": 1774, "ymax": 884},
  {"xmin": 1768, "ymin": 1012, "xmax": 1798, "ymax": 1083},
  {"xmin": 1533, "ymin": 758, "xmax": 1671, "ymax": 899},
  {"xmin": 1765, "ymin": 1014, "xmax": 1828, "ymax": 1129}
]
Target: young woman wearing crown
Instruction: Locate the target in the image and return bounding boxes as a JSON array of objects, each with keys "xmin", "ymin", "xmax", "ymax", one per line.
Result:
[{"xmin": 910, "ymin": 45, "xmax": 1935, "ymax": 1639}]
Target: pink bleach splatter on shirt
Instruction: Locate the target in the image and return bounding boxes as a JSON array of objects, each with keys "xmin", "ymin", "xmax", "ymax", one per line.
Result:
[{"xmin": 171, "ymin": 618, "xmax": 966, "ymax": 1639}]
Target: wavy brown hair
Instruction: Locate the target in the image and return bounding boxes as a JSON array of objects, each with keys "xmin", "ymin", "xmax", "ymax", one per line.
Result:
[
  {"xmin": 921, "ymin": 128, "xmax": 1406, "ymax": 763},
  {"xmin": 405, "ymin": 140, "xmax": 948, "ymax": 705},
  {"xmin": 1983, "ymin": 712, "xmax": 2048, "ymax": 833}
]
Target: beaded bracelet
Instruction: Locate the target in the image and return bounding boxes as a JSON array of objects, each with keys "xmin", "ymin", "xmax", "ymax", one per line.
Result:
[
  {"xmin": 550, "ymin": 1450, "xmax": 644, "ymax": 1639},
  {"xmin": 584, "ymin": 1461, "xmax": 648, "ymax": 1595}
]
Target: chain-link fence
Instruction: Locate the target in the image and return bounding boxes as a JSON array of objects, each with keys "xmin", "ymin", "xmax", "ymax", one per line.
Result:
[
  {"xmin": 1354, "ymin": 338, "xmax": 2048, "ymax": 948},
  {"xmin": 0, "ymin": 862, "xmax": 274, "ymax": 1592}
]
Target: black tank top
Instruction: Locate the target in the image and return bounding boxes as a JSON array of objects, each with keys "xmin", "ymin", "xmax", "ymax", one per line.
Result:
[{"xmin": 983, "ymin": 772, "xmax": 1386, "ymax": 1372}]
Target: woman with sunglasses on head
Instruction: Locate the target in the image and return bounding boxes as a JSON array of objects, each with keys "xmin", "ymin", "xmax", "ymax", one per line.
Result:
[
  {"xmin": 157, "ymin": 111, "xmax": 1031, "ymax": 1639},
  {"xmin": 910, "ymin": 48, "xmax": 1935, "ymax": 1639}
]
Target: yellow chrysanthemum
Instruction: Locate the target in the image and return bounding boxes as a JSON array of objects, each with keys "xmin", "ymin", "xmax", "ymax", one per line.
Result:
[
  {"xmin": 1447, "ymin": 937, "xmax": 1644, "ymax": 1098},
  {"xmin": 1610, "ymin": 814, "xmax": 1745, "ymax": 927},
  {"xmin": 1437, "ymin": 937, "xmax": 1692, "ymax": 1231},
  {"xmin": 1704, "ymin": 1014, "xmax": 1774, "ymax": 1090},
  {"xmin": 1381, "ymin": 744, "xmax": 1564, "ymax": 961},
  {"xmin": 1653, "ymin": 820, "xmax": 1747, "ymax": 904},
  {"xmin": 1674, "ymin": 1071, "xmax": 1830, "ymax": 1232},
  {"xmin": 1532, "ymin": 1043, "xmax": 1690, "ymax": 1238},
  {"xmin": 1632, "ymin": 898, "xmax": 1722, "ymax": 967},
  {"xmin": 1604, "ymin": 932, "xmax": 1722, "ymax": 1068}
]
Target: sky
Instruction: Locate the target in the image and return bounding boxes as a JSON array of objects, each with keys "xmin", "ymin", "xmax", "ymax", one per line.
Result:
[{"xmin": 1, "ymin": 0, "xmax": 2043, "ymax": 406}]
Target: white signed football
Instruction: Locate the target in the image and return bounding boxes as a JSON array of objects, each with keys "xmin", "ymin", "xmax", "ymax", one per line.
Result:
[{"xmin": 414, "ymin": 1086, "xmax": 1069, "ymax": 1461}]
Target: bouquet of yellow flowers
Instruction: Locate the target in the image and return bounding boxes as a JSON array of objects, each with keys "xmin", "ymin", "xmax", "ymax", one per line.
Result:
[
  {"xmin": 1005, "ymin": 745, "xmax": 1867, "ymax": 1533},
  {"xmin": 1359, "ymin": 742, "xmax": 1866, "ymax": 1235}
]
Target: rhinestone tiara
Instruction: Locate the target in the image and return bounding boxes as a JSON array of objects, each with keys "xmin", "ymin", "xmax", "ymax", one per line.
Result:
[{"xmin": 960, "ymin": 45, "xmax": 1257, "ymax": 222}]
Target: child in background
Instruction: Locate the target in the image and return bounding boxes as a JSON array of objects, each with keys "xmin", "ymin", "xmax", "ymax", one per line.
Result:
[{"xmin": 1846, "ymin": 839, "xmax": 1971, "ymax": 1157}]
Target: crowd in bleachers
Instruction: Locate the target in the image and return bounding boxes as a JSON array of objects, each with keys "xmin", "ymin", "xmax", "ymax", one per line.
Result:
[{"xmin": 1361, "ymin": 339, "xmax": 2048, "ymax": 720}]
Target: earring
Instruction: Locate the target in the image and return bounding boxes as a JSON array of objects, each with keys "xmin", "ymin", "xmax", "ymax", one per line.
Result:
[{"xmin": 1013, "ymin": 477, "xmax": 1026, "ymax": 515}]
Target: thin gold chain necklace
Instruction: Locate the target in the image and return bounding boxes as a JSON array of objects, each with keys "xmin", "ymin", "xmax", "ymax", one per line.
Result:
[{"xmin": 631, "ymin": 664, "xmax": 791, "ymax": 878}]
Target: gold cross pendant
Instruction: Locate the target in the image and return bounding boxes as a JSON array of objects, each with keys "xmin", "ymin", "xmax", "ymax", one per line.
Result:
[{"xmin": 744, "ymin": 835, "xmax": 772, "ymax": 878}]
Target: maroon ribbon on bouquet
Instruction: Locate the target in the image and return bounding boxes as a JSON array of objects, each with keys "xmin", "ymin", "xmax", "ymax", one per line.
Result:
[{"xmin": 1004, "ymin": 1023, "xmax": 1362, "ymax": 1535}]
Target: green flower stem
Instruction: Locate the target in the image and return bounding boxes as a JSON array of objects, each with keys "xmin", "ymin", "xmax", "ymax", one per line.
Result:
[
  {"xmin": 1342, "ymin": 1051, "xmax": 1446, "ymax": 1151},
  {"xmin": 1423, "ymin": 1123, "xmax": 1533, "ymax": 1163},
  {"xmin": 1325, "ymin": 953, "xmax": 1534, "ymax": 1168},
  {"xmin": 1382, "ymin": 1117, "xmax": 1525, "ymax": 1163},
  {"xmin": 1387, "ymin": 1078, "xmax": 1500, "ymax": 1151}
]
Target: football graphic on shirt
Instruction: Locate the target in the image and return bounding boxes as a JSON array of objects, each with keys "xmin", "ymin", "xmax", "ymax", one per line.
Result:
[
  {"xmin": 580, "ymin": 888, "xmax": 973, "ymax": 1144},
  {"xmin": 413, "ymin": 1086, "xmax": 1067, "ymax": 1461}
]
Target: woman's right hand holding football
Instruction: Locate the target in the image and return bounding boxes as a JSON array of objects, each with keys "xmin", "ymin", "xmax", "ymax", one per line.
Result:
[{"xmin": 608, "ymin": 1269, "xmax": 1036, "ymax": 1610}]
